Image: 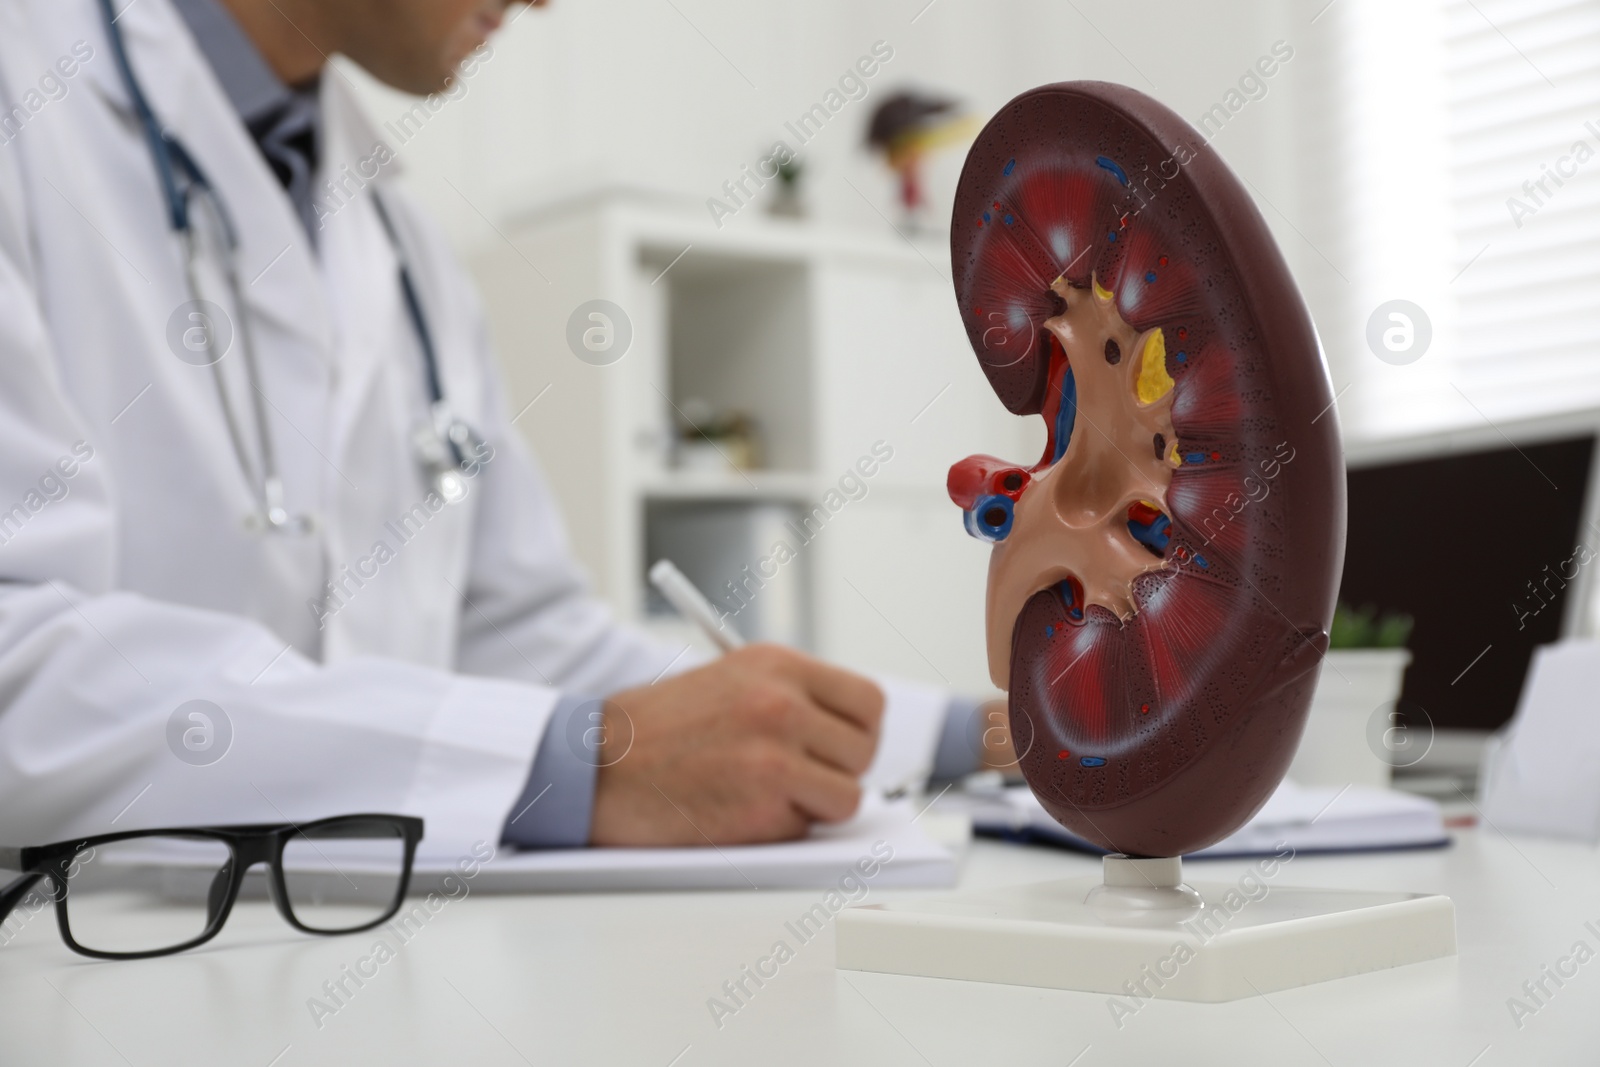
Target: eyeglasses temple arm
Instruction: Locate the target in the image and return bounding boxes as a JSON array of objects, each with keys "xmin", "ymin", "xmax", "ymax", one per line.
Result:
[{"xmin": 0, "ymin": 872, "xmax": 48, "ymax": 929}]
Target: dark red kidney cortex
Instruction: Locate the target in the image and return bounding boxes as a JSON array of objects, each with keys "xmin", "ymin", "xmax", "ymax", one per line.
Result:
[{"xmin": 951, "ymin": 82, "xmax": 1347, "ymax": 857}]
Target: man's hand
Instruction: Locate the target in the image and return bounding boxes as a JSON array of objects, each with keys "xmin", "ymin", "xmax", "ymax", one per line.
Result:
[{"xmin": 589, "ymin": 645, "xmax": 884, "ymax": 846}]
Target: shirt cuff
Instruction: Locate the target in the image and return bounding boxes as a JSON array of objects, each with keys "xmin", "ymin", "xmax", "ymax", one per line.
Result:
[
  {"xmin": 501, "ymin": 693, "xmax": 600, "ymax": 849},
  {"xmin": 405, "ymin": 673, "xmax": 560, "ymax": 863},
  {"xmin": 931, "ymin": 695, "xmax": 985, "ymax": 780}
]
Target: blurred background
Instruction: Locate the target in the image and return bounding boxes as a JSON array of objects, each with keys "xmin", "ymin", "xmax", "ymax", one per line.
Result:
[{"xmin": 345, "ymin": 0, "xmax": 1600, "ymax": 796}]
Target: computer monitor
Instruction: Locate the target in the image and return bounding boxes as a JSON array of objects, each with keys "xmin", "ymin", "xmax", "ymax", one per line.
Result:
[{"xmin": 1342, "ymin": 423, "xmax": 1598, "ymax": 736}]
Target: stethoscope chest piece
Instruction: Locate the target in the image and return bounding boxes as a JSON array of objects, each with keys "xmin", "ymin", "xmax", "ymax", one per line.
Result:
[{"xmin": 414, "ymin": 405, "xmax": 490, "ymax": 506}]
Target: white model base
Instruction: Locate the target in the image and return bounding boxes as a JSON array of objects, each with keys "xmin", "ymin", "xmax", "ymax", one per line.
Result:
[{"xmin": 836, "ymin": 855, "xmax": 1456, "ymax": 1002}]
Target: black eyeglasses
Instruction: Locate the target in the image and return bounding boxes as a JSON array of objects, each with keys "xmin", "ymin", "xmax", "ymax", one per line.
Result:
[{"xmin": 0, "ymin": 815, "xmax": 422, "ymax": 960}]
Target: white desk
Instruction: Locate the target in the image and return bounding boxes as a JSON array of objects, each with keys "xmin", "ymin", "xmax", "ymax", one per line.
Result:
[{"xmin": 2, "ymin": 827, "xmax": 1596, "ymax": 1066}]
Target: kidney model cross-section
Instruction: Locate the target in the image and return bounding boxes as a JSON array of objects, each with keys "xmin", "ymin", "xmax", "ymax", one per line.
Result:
[{"xmin": 946, "ymin": 82, "xmax": 1346, "ymax": 858}]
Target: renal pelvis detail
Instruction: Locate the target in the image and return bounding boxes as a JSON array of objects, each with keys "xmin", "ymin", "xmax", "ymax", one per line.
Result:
[{"xmin": 948, "ymin": 82, "xmax": 1346, "ymax": 857}]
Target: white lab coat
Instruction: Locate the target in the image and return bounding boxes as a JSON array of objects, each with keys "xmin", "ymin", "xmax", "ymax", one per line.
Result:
[{"xmin": 0, "ymin": 0, "xmax": 684, "ymax": 861}]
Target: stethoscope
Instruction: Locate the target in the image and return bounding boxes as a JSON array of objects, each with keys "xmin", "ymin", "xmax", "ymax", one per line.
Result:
[{"xmin": 97, "ymin": 0, "xmax": 486, "ymax": 534}]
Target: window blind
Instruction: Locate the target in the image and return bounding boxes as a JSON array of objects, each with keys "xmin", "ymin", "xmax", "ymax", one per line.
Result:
[{"xmin": 1445, "ymin": 0, "xmax": 1600, "ymax": 420}]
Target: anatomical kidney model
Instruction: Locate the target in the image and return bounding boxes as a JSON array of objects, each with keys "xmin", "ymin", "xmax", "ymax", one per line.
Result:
[{"xmin": 948, "ymin": 82, "xmax": 1345, "ymax": 857}]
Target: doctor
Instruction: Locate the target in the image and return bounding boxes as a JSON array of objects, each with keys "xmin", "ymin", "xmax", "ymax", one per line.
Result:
[{"xmin": 0, "ymin": 0, "xmax": 995, "ymax": 860}]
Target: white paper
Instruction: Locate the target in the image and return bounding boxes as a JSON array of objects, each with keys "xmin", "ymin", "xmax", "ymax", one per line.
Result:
[
  {"xmin": 1481, "ymin": 639, "xmax": 1600, "ymax": 843},
  {"xmin": 1200, "ymin": 778, "xmax": 1445, "ymax": 856},
  {"xmin": 411, "ymin": 793, "xmax": 960, "ymax": 893},
  {"xmin": 409, "ymin": 672, "xmax": 958, "ymax": 893}
]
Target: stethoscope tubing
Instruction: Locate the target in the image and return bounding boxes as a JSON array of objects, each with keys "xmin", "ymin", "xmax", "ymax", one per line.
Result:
[{"xmin": 96, "ymin": 0, "xmax": 474, "ymax": 530}]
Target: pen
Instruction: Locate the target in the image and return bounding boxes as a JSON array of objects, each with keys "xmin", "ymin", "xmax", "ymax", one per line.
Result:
[{"xmin": 648, "ymin": 559, "xmax": 746, "ymax": 653}]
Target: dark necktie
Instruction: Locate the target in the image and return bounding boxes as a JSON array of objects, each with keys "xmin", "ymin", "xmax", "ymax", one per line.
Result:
[{"xmin": 247, "ymin": 83, "xmax": 321, "ymax": 243}]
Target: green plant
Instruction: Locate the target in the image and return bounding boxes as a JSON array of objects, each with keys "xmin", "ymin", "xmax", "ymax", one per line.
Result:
[{"xmin": 1329, "ymin": 601, "xmax": 1414, "ymax": 650}]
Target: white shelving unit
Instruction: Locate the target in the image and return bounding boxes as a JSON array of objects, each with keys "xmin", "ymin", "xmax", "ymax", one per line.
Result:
[{"xmin": 468, "ymin": 192, "xmax": 1036, "ymax": 695}]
